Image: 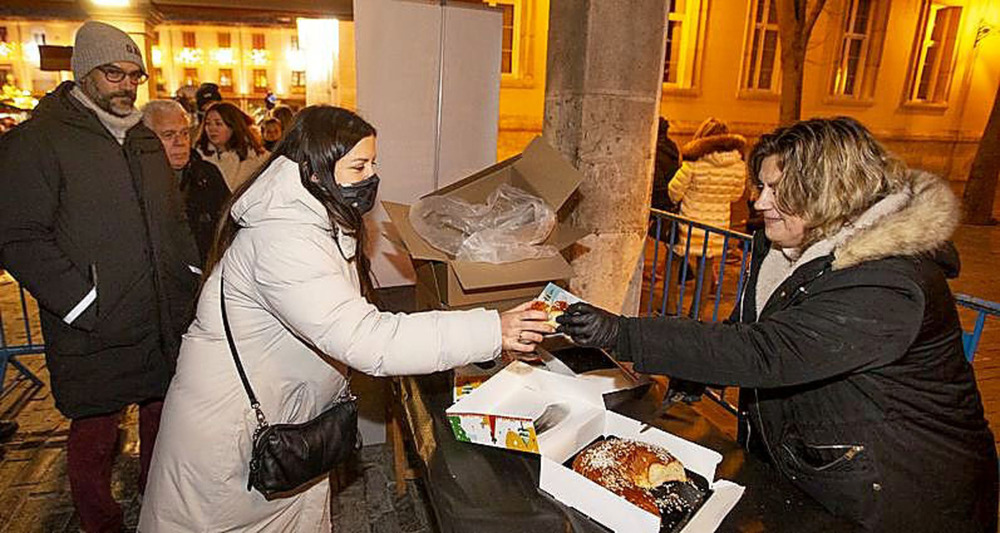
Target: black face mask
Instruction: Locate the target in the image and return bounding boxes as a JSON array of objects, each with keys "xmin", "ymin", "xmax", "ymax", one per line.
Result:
[{"xmin": 338, "ymin": 174, "xmax": 380, "ymax": 215}]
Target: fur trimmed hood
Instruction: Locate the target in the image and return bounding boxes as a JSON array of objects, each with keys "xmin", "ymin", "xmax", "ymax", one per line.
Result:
[
  {"xmin": 681, "ymin": 133, "xmax": 746, "ymax": 161},
  {"xmin": 832, "ymin": 171, "xmax": 960, "ymax": 270}
]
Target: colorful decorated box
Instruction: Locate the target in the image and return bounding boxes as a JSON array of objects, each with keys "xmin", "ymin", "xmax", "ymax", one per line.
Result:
[{"xmin": 445, "ymin": 362, "xmax": 745, "ymax": 533}]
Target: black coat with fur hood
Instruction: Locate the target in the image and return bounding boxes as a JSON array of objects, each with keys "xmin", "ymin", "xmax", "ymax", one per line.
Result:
[
  {"xmin": 0, "ymin": 82, "xmax": 200, "ymax": 418},
  {"xmin": 616, "ymin": 172, "xmax": 998, "ymax": 531}
]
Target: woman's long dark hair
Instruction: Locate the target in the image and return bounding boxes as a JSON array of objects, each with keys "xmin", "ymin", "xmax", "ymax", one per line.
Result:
[
  {"xmin": 196, "ymin": 102, "xmax": 266, "ymax": 162},
  {"xmin": 203, "ymin": 105, "xmax": 377, "ymax": 301}
]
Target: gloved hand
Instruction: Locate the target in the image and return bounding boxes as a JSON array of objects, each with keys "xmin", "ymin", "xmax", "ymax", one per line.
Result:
[{"xmin": 555, "ymin": 302, "xmax": 621, "ymax": 350}]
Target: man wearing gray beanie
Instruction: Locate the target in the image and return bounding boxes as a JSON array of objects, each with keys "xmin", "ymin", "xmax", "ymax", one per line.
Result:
[{"xmin": 0, "ymin": 20, "xmax": 200, "ymax": 533}]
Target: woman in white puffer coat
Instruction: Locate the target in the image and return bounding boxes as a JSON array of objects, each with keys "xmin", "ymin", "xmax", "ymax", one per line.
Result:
[
  {"xmin": 668, "ymin": 117, "xmax": 747, "ymax": 259},
  {"xmin": 139, "ymin": 106, "xmax": 552, "ymax": 533}
]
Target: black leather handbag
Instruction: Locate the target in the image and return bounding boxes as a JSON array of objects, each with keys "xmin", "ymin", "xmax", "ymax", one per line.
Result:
[{"xmin": 220, "ymin": 274, "xmax": 360, "ymax": 500}]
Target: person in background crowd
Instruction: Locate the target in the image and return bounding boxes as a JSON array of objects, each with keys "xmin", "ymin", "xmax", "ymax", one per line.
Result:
[
  {"xmin": 139, "ymin": 106, "xmax": 553, "ymax": 532},
  {"xmin": 194, "ymin": 82, "xmax": 222, "ymax": 121},
  {"xmin": 143, "ymin": 100, "xmax": 230, "ymax": 261},
  {"xmin": 271, "ymin": 104, "xmax": 295, "ymax": 135},
  {"xmin": 557, "ymin": 117, "xmax": 998, "ymax": 533},
  {"xmin": 173, "ymin": 85, "xmax": 200, "ymax": 141},
  {"xmin": 260, "ymin": 116, "xmax": 282, "ymax": 151},
  {"xmin": 174, "ymin": 85, "xmax": 197, "ymax": 117},
  {"xmin": 666, "ymin": 117, "xmax": 746, "ymax": 316},
  {"xmin": 650, "ymin": 117, "xmax": 681, "ymax": 213},
  {"xmin": 196, "ymin": 102, "xmax": 269, "ymax": 192},
  {"xmin": 0, "ymin": 22, "xmax": 200, "ymax": 533}
]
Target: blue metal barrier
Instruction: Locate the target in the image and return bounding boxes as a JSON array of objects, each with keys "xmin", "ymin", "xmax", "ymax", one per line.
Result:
[
  {"xmin": 955, "ymin": 293, "xmax": 1000, "ymax": 362},
  {"xmin": 0, "ymin": 276, "xmax": 46, "ymax": 395},
  {"xmin": 643, "ymin": 209, "xmax": 752, "ymax": 414}
]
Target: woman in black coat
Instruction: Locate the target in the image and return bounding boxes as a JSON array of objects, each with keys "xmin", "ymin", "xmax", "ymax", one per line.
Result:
[{"xmin": 558, "ymin": 117, "xmax": 998, "ymax": 531}]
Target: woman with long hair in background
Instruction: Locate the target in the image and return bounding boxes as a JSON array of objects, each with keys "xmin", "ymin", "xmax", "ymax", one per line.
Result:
[{"xmin": 196, "ymin": 101, "xmax": 269, "ymax": 191}]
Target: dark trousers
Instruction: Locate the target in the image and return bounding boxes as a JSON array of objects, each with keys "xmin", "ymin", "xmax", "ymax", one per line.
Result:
[{"xmin": 67, "ymin": 400, "xmax": 163, "ymax": 533}]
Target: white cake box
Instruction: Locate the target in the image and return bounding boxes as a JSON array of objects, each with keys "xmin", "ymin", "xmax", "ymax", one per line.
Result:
[{"xmin": 445, "ymin": 361, "xmax": 745, "ymax": 533}]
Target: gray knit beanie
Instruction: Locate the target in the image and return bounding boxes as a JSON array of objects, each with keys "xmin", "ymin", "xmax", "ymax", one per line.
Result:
[{"xmin": 71, "ymin": 21, "xmax": 145, "ymax": 81}]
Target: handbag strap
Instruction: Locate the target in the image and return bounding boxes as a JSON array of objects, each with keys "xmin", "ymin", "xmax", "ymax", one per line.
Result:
[{"xmin": 220, "ymin": 271, "xmax": 270, "ymax": 431}]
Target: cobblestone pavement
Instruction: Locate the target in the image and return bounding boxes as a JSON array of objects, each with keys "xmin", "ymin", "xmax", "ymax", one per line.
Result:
[
  {"xmin": 0, "ymin": 223, "xmax": 999, "ymax": 532},
  {"xmin": 0, "ymin": 275, "xmax": 436, "ymax": 533},
  {"xmin": 0, "ymin": 355, "xmax": 436, "ymax": 533}
]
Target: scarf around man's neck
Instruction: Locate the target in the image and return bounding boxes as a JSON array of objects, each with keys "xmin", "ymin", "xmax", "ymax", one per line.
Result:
[{"xmin": 70, "ymin": 85, "xmax": 142, "ymax": 145}]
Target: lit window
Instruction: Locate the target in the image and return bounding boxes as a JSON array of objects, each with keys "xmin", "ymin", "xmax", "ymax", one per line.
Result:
[
  {"xmin": 182, "ymin": 31, "xmax": 196, "ymax": 48},
  {"xmin": 742, "ymin": 0, "xmax": 780, "ymax": 92},
  {"xmin": 500, "ymin": 4, "xmax": 514, "ymax": 74},
  {"xmin": 252, "ymin": 33, "xmax": 266, "ymax": 50},
  {"xmin": 154, "ymin": 67, "xmax": 165, "ymax": 94},
  {"xmin": 183, "ymin": 68, "xmax": 198, "ymax": 86},
  {"xmin": 218, "ymin": 32, "xmax": 231, "ymax": 49},
  {"xmin": 830, "ymin": 0, "xmax": 889, "ymax": 99},
  {"xmin": 908, "ymin": 2, "xmax": 962, "ymax": 103},
  {"xmin": 291, "ymin": 70, "xmax": 305, "ymax": 94},
  {"xmin": 663, "ymin": 0, "xmax": 703, "ymax": 88},
  {"xmin": 218, "ymin": 68, "xmax": 233, "ymax": 92},
  {"xmin": 485, "ymin": 1, "xmax": 521, "ymax": 76},
  {"xmin": 253, "ymin": 69, "xmax": 268, "ymax": 93}
]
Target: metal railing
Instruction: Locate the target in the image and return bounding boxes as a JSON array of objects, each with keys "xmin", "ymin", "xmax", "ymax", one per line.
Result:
[
  {"xmin": 0, "ymin": 276, "xmax": 46, "ymax": 395},
  {"xmin": 955, "ymin": 293, "xmax": 1000, "ymax": 362},
  {"xmin": 642, "ymin": 209, "xmax": 753, "ymax": 414},
  {"xmin": 644, "ymin": 208, "xmax": 753, "ymax": 321}
]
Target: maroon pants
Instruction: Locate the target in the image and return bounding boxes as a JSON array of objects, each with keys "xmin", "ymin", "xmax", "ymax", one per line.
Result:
[{"xmin": 67, "ymin": 400, "xmax": 163, "ymax": 533}]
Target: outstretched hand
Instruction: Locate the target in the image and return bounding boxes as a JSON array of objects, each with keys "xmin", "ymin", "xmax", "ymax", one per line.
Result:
[
  {"xmin": 499, "ymin": 301, "xmax": 555, "ymax": 353},
  {"xmin": 555, "ymin": 302, "xmax": 621, "ymax": 350}
]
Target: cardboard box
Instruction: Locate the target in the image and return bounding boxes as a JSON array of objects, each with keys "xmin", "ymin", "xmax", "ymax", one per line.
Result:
[
  {"xmin": 383, "ymin": 137, "xmax": 589, "ymax": 308},
  {"xmin": 450, "ymin": 343, "xmax": 604, "ymax": 403},
  {"xmin": 446, "ymin": 362, "xmax": 744, "ymax": 533}
]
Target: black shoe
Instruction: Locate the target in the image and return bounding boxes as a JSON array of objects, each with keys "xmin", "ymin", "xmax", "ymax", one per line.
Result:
[{"xmin": 0, "ymin": 420, "xmax": 18, "ymax": 443}]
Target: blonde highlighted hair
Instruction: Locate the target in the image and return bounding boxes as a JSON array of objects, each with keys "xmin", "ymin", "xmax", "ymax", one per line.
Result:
[
  {"xmin": 748, "ymin": 117, "xmax": 908, "ymax": 247},
  {"xmin": 692, "ymin": 117, "xmax": 729, "ymax": 140}
]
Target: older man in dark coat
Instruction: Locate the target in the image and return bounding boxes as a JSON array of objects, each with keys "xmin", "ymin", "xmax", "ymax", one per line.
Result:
[
  {"xmin": 142, "ymin": 99, "xmax": 230, "ymax": 261},
  {"xmin": 0, "ymin": 22, "xmax": 199, "ymax": 533}
]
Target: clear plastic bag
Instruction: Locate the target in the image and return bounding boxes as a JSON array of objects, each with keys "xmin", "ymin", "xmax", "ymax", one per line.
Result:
[{"xmin": 408, "ymin": 184, "xmax": 558, "ymax": 264}]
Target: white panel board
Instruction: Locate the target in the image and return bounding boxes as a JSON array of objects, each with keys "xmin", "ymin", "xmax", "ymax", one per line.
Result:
[
  {"xmin": 355, "ymin": 0, "xmax": 502, "ymax": 288},
  {"xmin": 355, "ymin": 0, "xmax": 441, "ymax": 289},
  {"xmin": 437, "ymin": 3, "xmax": 502, "ymax": 188}
]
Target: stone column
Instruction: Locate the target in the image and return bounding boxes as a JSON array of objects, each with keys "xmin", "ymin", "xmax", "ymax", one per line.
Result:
[{"xmin": 543, "ymin": 0, "xmax": 667, "ymax": 312}]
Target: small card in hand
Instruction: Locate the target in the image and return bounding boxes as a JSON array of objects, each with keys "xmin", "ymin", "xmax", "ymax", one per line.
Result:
[
  {"xmin": 531, "ymin": 284, "xmax": 640, "ymax": 383},
  {"xmin": 529, "ymin": 283, "xmax": 582, "ymax": 328}
]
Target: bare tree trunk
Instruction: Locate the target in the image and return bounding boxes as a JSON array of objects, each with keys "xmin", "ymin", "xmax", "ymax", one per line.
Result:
[
  {"xmin": 962, "ymin": 82, "xmax": 1000, "ymax": 225},
  {"xmin": 775, "ymin": 0, "xmax": 827, "ymax": 125},
  {"xmin": 779, "ymin": 35, "xmax": 806, "ymax": 125}
]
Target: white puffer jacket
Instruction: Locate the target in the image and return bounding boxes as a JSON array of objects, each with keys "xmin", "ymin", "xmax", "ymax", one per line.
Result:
[
  {"xmin": 139, "ymin": 156, "xmax": 501, "ymax": 533},
  {"xmin": 668, "ymin": 133, "xmax": 747, "ymax": 258}
]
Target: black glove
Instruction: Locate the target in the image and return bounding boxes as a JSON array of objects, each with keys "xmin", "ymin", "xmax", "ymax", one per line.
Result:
[{"xmin": 555, "ymin": 302, "xmax": 621, "ymax": 350}]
